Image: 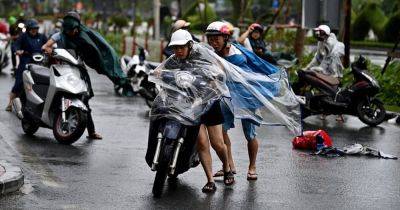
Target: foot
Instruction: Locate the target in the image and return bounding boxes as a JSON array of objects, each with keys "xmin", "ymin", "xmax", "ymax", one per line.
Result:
[
  {"xmin": 202, "ymin": 182, "xmax": 216, "ymax": 193},
  {"xmin": 5, "ymin": 104, "xmax": 12, "ymax": 112},
  {"xmin": 213, "ymin": 169, "xmax": 236, "ymax": 177},
  {"xmin": 247, "ymin": 172, "xmax": 258, "ymax": 181},
  {"xmin": 223, "ymin": 171, "xmax": 235, "ymax": 186},
  {"xmin": 87, "ymin": 133, "xmax": 103, "ymax": 140}
]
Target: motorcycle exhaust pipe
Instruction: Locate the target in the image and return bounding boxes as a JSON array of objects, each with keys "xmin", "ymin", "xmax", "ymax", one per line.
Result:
[
  {"xmin": 151, "ymin": 132, "xmax": 163, "ymax": 171},
  {"xmin": 12, "ymin": 98, "xmax": 23, "ymax": 119},
  {"xmin": 169, "ymin": 137, "xmax": 184, "ymax": 175}
]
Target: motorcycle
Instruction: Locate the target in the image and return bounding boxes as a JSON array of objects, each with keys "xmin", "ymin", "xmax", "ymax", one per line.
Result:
[
  {"xmin": 295, "ymin": 55, "xmax": 386, "ymax": 126},
  {"xmin": 146, "ymin": 68, "xmax": 223, "ymax": 198},
  {"xmin": 13, "ymin": 49, "xmax": 90, "ymax": 145},
  {"xmin": 0, "ymin": 33, "xmax": 10, "ymax": 72},
  {"xmin": 119, "ymin": 46, "xmax": 160, "ymax": 107}
]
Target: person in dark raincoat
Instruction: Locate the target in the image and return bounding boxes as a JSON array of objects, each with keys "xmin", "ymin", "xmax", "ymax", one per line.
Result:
[
  {"xmin": 5, "ymin": 19, "xmax": 47, "ymax": 111},
  {"xmin": 42, "ymin": 11, "xmax": 133, "ymax": 139}
]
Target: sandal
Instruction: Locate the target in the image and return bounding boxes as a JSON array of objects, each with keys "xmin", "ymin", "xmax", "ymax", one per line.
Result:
[
  {"xmin": 224, "ymin": 171, "xmax": 235, "ymax": 186},
  {"xmin": 247, "ymin": 172, "xmax": 258, "ymax": 181},
  {"xmin": 213, "ymin": 169, "xmax": 236, "ymax": 177},
  {"xmin": 202, "ymin": 182, "xmax": 216, "ymax": 193},
  {"xmin": 5, "ymin": 105, "xmax": 12, "ymax": 112},
  {"xmin": 87, "ymin": 133, "xmax": 103, "ymax": 140}
]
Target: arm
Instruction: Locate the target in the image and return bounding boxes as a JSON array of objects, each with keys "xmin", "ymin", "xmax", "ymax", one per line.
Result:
[
  {"xmin": 42, "ymin": 32, "xmax": 60, "ymax": 54},
  {"xmin": 237, "ymin": 26, "xmax": 253, "ymax": 45},
  {"xmin": 42, "ymin": 39, "xmax": 56, "ymax": 54}
]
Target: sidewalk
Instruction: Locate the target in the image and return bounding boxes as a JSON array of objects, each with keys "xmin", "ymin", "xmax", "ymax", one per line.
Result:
[{"xmin": 0, "ymin": 160, "xmax": 24, "ymax": 195}]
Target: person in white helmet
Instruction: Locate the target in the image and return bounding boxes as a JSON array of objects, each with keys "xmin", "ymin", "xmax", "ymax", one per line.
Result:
[
  {"xmin": 205, "ymin": 21, "xmax": 281, "ymax": 181},
  {"xmin": 154, "ymin": 29, "xmax": 235, "ymax": 193},
  {"xmin": 306, "ymin": 24, "xmax": 344, "ymax": 77},
  {"xmin": 294, "ymin": 24, "xmax": 345, "ymax": 121},
  {"xmin": 163, "ymin": 19, "xmax": 200, "ymax": 58}
]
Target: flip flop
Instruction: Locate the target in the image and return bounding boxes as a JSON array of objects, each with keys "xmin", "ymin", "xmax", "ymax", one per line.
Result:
[
  {"xmin": 224, "ymin": 171, "xmax": 235, "ymax": 186},
  {"xmin": 213, "ymin": 169, "xmax": 236, "ymax": 177},
  {"xmin": 247, "ymin": 172, "xmax": 258, "ymax": 181},
  {"xmin": 202, "ymin": 182, "xmax": 216, "ymax": 193},
  {"xmin": 87, "ymin": 133, "xmax": 103, "ymax": 140}
]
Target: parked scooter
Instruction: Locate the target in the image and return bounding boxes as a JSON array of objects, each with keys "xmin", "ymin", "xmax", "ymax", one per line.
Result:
[
  {"xmin": 0, "ymin": 33, "xmax": 10, "ymax": 72},
  {"xmin": 295, "ymin": 55, "xmax": 386, "ymax": 126},
  {"xmin": 119, "ymin": 46, "xmax": 160, "ymax": 107},
  {"xmin": 13, "ymin": 49, "xmax": 90, "ymax": 144},
  {"xmin": 146, "ymin": 69, "xmax": 221, "ymax": 197}
]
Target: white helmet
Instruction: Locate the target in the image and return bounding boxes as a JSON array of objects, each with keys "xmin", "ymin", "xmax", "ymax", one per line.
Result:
[
  {"xmin": 169, "ymin": 29, "xmax": 193, "ymax": 47},
  {"xmin": 172, "ymin": 19, "xmax": 191, "ymax": 31},
  {"xmin": 205, "ymin": 21, "xmax": 230, "ymax": 36},
  {"xmin": 313, "ymin": 24, "xmax": 331, "ymax": 35}
]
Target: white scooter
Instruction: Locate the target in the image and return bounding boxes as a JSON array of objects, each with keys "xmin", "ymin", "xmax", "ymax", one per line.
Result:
[
  {"xmin": 0, "ymin": 33, "xmax": 10, "ymax": 72},
  {"xmin": 13, "ymin": 49, "xmax": 90, "ymax": 144},
  {"xmin": 120, "ymin": 47, "xmax": 160, "ymax": 107}
]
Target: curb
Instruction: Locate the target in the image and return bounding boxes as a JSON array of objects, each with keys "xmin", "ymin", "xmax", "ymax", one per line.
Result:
[{"xmin": 0, "ymin": 160, "xmax": 24, "ymax": 195}]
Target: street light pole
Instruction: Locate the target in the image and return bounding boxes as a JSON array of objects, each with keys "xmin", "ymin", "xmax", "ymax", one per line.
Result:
[{"xmin": 154, "ymin": 0, "xmax": 160, "ymax": 40}]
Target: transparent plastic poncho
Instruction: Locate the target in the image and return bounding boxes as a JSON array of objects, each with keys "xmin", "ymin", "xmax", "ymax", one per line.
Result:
[
  {"xmin": 307, "ymin": 33, "xmax": 345, "ymax": 78},
  {"xmin": 149, "ymin": 44, "xmax": 229, "ymax": 125},
  {"xmin": 149, "ymin": 43, "xmax": 302, "ymax": 136}
]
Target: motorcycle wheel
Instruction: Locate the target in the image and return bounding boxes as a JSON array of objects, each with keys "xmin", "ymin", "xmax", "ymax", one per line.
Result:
[
  {"xmin": 21, "ymin": 117, "xmax": 39, "ymax": 136},
  {"xmin": 357, "ymin": 99, "xmax": 386, "ymax": 126},
  {"xmin": 53, "ymin": 108, "xmax": 87, "ymax": 145},
  {"xmin": 152, "ymin": 144, "xmax": 172, "ymax": 198}
]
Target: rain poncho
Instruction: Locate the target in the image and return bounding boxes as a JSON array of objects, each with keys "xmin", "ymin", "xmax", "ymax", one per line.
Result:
[
  {"xmin": 306, "ymin": 33, "xmax": 345, "ymax": 78},
  {"xmin": 58, "ymin": 17, "xmax": 129, "ymax": 86},
  {"xmin": 150, "ymin": 43, "xmax": 302, "ymax": 136},
  {"xmin": 149, "ymin": 44, "xmax": 228, "ymax": 125}
]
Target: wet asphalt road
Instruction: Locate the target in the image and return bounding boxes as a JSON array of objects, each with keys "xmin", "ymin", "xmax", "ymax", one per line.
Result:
[{"xmin": 0, "ymin": 66, "xmax": 399, "ymax": 209}]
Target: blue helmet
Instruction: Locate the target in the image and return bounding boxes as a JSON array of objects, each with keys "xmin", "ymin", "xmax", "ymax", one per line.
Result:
[{"xmin": 26, "ymin": 19, "xmax": 39, "ymax": 29}]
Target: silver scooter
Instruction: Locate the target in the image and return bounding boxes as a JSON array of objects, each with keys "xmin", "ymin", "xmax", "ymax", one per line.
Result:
[
  {"xmin": 14, "ymin": 49, "xmax": 89, "ymax": 144},
  {"xmin": 0, "ymin": 33, "xmax": 10, "ymax": 72}
]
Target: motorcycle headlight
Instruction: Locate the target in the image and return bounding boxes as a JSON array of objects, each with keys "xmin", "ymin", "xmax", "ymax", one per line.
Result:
[
  {"xmin": 175, "ymin": 71, "xmax": 195, "ymax": 88},
  {"xmin": 66, "ymin": 74, "xmax": 80, "ymax": 87}
]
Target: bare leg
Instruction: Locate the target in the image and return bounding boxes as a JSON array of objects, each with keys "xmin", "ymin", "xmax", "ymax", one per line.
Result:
[
  {"xmin": 247, "ymin": 138, "xmax": 259, "ymax": 175},
  {"xmin": 197, "ymin": 125, "xmax": 214, "ymax": 183},
  {"xmin": 207, "ymin": 124, "xmax": 229, "ymax": 172},
  {"xmin": 223, "ymin": 131, "xmax": 236, "ymax": 172}
]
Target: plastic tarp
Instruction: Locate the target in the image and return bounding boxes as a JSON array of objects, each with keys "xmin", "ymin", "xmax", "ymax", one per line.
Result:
[{"xmin": 149, "ymin": 43, "xmax": 302, "ymax": 135}]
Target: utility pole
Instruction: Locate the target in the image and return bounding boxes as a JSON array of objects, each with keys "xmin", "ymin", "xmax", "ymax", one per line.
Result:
[
  {"xmin": 154, "ymin": 0, "xmax": 160, "ymax": 40},
  {"xmin": 343, "ymin": 0, "xmax": 351, "ymax": 68}
]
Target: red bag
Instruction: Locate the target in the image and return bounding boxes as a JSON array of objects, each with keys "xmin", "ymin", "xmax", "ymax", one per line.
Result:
[{"xmin": 292, "ymin": 130, "xmax": 333, "ymax": 150}]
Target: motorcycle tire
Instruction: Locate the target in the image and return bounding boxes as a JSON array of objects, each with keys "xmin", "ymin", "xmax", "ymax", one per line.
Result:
[
  {"xmin": 152, "ymin": 144, "xmax": 173, "ymax": 198},
  {"xmin": 53, "ymin": 108, "xmax": 87, "ymax": 145},
  {"xmin": 357, "ymin": 99, "xmax": 386, "ymax": 126},
  {"xmin": 21, "ymin": 117, "xmax": 39, "ymax": 136}
]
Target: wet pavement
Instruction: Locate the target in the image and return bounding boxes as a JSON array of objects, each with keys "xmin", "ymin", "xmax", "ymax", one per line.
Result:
[{"xmin": 0, "ymin": 66, "xmax": 399, "ymax": 209}]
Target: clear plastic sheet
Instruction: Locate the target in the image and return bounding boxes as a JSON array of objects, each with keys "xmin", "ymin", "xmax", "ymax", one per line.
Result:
[
  {"xmin": 306, "ymin": 33, "xmax": 345, "ymax": 78},
  {"xmin": 149, "ymin": 44, "xmax": 228, "ymax": 125},
  {"xmin": 149, "ymin": 43, "xmax": 302, "ymax": 135}
]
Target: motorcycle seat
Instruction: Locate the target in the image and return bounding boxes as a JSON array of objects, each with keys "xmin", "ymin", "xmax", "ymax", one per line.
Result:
[
  {"xmin": 28, "ymin": 64, "xmax": 50, "ymax": 85},
  {"xmin": 308, "ymin": 71, "xmax": 340, "ymax": 86}
]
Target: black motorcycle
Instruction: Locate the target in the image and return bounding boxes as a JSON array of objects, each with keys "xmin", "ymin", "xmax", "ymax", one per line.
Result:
[
  {"xmin": 145, "ymin": 69, "xmax": 220, "ymax": 198},
  {"xmin": 295, "ymin": 56, "xmax": 386, "ymax": 126}
]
